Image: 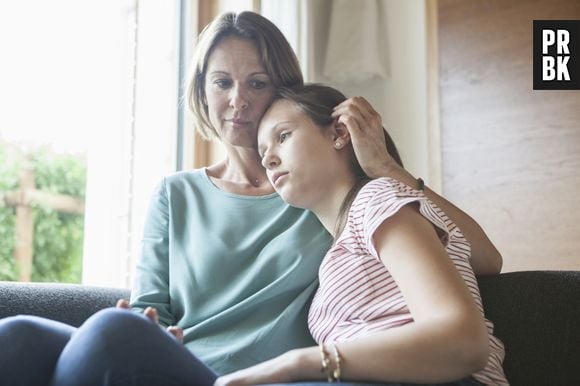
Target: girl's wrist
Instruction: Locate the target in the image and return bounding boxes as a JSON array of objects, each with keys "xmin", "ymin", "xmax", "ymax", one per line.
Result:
[{"xmin": 284, "ymin": 347, "xmax": 326, "ymax": 381}]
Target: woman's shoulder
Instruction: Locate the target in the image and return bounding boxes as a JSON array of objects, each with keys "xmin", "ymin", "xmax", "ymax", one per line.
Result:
[{"xmin": 160, "ymin": 168, "xmax": 208, "ymax": 190}]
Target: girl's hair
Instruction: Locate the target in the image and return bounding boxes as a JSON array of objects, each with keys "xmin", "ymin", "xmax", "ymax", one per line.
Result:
[
  {"xmin": 272, "ymin": 84, "xmax": 403, "ymax": 237},
  {"xmin": 187, "ymin": 11, "xmax": 303, "ymax": 140}
]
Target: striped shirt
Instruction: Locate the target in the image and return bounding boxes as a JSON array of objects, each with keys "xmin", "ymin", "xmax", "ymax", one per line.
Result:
[{"xmin": 308, "ymin": 178, "xmax": 508, "ymax": 385}]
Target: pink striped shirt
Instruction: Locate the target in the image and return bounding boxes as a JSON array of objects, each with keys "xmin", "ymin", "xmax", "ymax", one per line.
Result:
[{"xmin": 308, "ymin": 178, "xmax": 508, "ymax": 385}]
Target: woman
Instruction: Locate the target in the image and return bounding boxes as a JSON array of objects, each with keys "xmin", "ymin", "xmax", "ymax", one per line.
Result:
[
  {"xmin": 214, "ymin": 84, "xmax": 507, "ymax": 385},
  {"xmin": 0, "ymin": 11, "xmax": 501, "ymax": 386}
]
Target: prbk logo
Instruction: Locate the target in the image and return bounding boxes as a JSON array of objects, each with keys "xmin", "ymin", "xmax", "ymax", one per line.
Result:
[{"xmin": 533, "ymin": 20, "xmax": 579, "ymax": 90}]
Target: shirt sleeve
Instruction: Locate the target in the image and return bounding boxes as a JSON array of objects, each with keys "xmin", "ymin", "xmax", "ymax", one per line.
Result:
[
  {"xmin": 130, "ymin": 178, "xmax": 174, "ymax": 327},
  {"xmin": 355, "ymin": 178, "xmax": 454, "ymax": 262}
]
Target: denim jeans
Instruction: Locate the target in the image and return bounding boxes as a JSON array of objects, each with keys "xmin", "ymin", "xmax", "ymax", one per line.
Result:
[
  {"xmin": 0, "ymin": 308, "xmax": 217, "ymax": 386},
  {"xmin": 0, "ymin": 309, "xmax": 484, "ymax": 386}
]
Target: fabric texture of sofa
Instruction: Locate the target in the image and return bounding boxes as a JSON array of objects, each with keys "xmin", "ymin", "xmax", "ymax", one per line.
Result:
[{"xmin": 1, "ymin": 270, "xmax": 579, "ymax": 386}]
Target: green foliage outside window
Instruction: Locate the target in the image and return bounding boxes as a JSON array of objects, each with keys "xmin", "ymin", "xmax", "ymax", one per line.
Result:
[{"xmin": 0, "ymin": 143, "xmax": 86, "ymax": 283}]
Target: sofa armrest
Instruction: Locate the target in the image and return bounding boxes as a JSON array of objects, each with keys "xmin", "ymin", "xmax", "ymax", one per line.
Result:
[
  {"xmin": 478, "ymin": 270, "xmax": 580, "ymax": 386},
  {"xmin": 0, "ymin": 281, "xmax": 130, "ymax": 327}
]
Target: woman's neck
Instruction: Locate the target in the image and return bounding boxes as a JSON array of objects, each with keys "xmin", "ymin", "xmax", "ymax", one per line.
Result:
[{"xmin": 206, "ymin": 145, "xmax": 274, "ymax": 196}]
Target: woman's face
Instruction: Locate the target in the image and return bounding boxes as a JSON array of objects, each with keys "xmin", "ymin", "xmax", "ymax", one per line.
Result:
[
  {"xmin": 204, "ymin": 36, "xmax": 275, "ymax": 148},
  {"xmin": 258, "ymin": 100, "xmax": 342, "ymax": 209}
]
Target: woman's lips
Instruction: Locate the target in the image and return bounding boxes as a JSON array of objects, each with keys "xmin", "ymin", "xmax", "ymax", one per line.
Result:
[{"xmin": 226, "ymin": 119, "xmax": 251, "ymax": 128}]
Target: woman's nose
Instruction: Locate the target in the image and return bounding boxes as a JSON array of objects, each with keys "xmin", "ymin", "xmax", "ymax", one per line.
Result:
[{"xmin": 229, "ymin": 85, "xmax": 248, "ymax": 110}]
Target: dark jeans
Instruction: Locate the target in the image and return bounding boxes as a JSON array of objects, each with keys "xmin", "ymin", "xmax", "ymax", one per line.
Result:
[
  {"xmin": 0, "ymin": 308, "xmax": 216, "ymax": 386},
  {"xmin": 0, "ymin": 309, "xmax": 484, "ymax": 386}
]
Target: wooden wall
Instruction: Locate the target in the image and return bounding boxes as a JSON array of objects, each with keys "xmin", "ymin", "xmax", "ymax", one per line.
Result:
[{"xmin": 437, "ymin": 0, "xmax": 580, "ymax": 271}]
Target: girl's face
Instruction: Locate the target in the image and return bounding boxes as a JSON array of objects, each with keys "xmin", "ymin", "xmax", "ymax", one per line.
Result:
[
  {"xmin": 257, "ymin": 100, "xmax": 343, "ymax": 209},
  {"xmin": 204, "ymin": 37, "xmax": 274, "ymax": 148}
]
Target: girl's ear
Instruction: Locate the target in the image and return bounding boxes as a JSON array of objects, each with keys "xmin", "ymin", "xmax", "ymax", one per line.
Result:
[{"xmin": 329, "ymin": 119, "xmax": 351, "ymax": 149}]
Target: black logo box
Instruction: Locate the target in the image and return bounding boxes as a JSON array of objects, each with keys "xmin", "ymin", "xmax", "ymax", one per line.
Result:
[{"xmin": 533, "ymin": 20, "xmax": 580, "ymax": 90}]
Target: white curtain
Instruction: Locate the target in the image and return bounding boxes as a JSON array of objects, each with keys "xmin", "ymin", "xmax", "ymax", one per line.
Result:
[
  {"xmin": 323, "ymin": 0, "xmax": 389, "ymax": 82},
  {"xmin": 261, "ymin": 0, "xmax": 389, "ymax": 83}
]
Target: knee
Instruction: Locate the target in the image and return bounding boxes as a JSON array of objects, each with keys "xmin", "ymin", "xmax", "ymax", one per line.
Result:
[
  {"xmin": 0, "ymin": 315, "xmax": 64, "ymax": 341},
  {"xmin": 0, "ymin": 315, "xmax": 39, "ymax": 333},
  {"xmin": 79, "ymin": 308, "xmax": 157, "ymax": 339}
]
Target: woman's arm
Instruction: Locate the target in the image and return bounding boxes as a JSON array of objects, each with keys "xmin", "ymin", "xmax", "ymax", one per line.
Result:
[
  {"xmin": 214, "ymin": 205, "xmax": 489, "ymax": 386},
  {"xmin": 129, "ymin": 179, "xmax": 175, "ymax": 327},
  {"xmin": 332, "ymin": 97, "xmax": 502, "ymax": 275}
]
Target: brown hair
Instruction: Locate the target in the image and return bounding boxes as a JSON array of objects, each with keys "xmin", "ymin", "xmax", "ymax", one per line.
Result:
[
  {"xmin": 272, "ymin": 84, "xmax": 403, "ymax": 237},
  {"xmin": 187, "ymin": 11, "xmax": 303, "ymax": 140}
]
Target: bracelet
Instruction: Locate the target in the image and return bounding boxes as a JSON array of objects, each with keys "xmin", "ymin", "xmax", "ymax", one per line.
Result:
[
  {"xmin": 417, "ymin": 177, "xmax": 425, "ymax": 191},
  {"xmin": 331, "ymin": 344, "xmax": 342, "ymax": 382},
  {"xmin": 319, "ymin": 343, "xmax": 343, "ymax": 383},
  {"xmin": 319, "ymin": 343, "xmax": 332, "ymax": 382}
]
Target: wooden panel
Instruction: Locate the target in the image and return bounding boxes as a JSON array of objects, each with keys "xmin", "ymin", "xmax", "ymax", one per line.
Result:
[{"xmin": 438, "ymin": 0, "xmax": 580, "ymax": 271}]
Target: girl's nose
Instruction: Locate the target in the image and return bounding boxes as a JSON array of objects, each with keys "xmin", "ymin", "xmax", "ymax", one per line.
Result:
[{"xmin": 261, "ymin": 151, "xmax": 280, "ymax": 170}]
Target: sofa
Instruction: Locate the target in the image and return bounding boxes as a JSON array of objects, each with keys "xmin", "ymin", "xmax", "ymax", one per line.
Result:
[{"xmin": 1, "ymin": 270, "xmax": 579, "ymax": 386}]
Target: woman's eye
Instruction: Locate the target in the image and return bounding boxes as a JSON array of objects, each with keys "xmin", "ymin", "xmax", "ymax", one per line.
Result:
[
  {"xmin": 251, "ymin": 80, "xmax": 267, "ymax": 89},
  {"xmin": 279, "ymin": 132, "xmax": 290, "ymax": 143},
  {"xmin": 214, "ymin": 79, "xmax": 231, "ymax": 89}
]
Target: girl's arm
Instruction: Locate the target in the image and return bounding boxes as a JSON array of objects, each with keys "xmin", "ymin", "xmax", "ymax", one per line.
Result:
[
  {"xmin": 215, "ymin": 205, "xmax": 489, "ymax": 386},
  {"xmin": 332, "ymin": 97, "xmax": 502, "ymax": 275}
]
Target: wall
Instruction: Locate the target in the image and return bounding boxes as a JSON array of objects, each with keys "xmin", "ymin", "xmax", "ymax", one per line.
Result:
[{"xmin": 438, "ymin": 0, "xmax": 580, "ymax": 271}]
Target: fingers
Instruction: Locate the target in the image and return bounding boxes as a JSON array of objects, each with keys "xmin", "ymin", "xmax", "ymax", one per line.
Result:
[
  {"xmin": 116, "ymin": 300, "xmax": 159, "ymax": 325},
  {"xmin": 167, "ymin": 326, "xmax": 184, "ymax": 343},
  {"xmin": 116, "ymin": 301, "xmax": 182, "ymax": 343},
  {"xmin": 332, "ymin": 96, "xmax": 383, "ymax": 135},
  {"xmin": 116, "ymin": 298, "xmax": 130, "ymax": 309},
  {"xmin": 332, "ymin": 96, "xmax": 380, "ymax": 122},
  {"xmin": 144, "ymin": 306, "xmax": 159, "ymax": 324}
]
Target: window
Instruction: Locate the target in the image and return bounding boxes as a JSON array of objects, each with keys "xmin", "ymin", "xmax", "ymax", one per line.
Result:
[{"xmin": 0, "ymin": 1, "xmax": 190, "ymax": 288}]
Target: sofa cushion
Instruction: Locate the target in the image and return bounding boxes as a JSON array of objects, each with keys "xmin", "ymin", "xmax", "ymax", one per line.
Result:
[
  {"xmin": 0, "ymin": 281, "xmax": 130, "ymax": 327},
  {"xmin": 478, "ymin": 270, "xmax": 580, "ymax": 386}
]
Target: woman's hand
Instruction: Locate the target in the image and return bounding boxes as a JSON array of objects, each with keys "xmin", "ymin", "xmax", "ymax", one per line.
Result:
[
  {"xmin": 332, "ymin": 96, "xmax": 396, "ymax": 178},
  {"xmin": 116, "ymin": 299, "xmax": 183, "ymax": 343},
  {"xmin": 332, "ymin": 97, "xmax": 503, "ymax": 273}
]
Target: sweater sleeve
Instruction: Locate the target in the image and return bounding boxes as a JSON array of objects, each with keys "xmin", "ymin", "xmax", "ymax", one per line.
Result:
[{"xmin": 130, "ymin": 178, "xmax": 174, "ymax": 327}]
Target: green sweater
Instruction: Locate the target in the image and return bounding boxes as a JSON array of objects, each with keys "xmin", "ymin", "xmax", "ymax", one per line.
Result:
[{"xmin": 131, "ymin": 169, "xmax": 331, "ymax": 375}]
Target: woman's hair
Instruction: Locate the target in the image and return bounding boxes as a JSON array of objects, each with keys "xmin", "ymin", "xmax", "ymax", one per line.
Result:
[
  {"xmin": 272, "ymin": 84, "xmax": 403, "ymax": 237},
  {"xmin": 187, "ymin": 11, "xmax": 303, "ymax": 140}
]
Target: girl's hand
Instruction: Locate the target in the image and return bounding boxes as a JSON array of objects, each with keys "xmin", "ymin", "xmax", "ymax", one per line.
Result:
[
  {"xmin": 214, "ymin": 350, "xmax": 307, "ymax": 386},
  {"xmin": 332, "ymin": 96, "xmax": 397, "ymax": 178},
  {"xmin": 116, "ymin": 299, "xmax": 183, "ymax": 343}
]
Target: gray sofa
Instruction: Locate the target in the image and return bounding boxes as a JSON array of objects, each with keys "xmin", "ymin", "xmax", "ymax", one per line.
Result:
[{"xmin": 1, "ymin": 270, "xmax": 579, "ymax": 386}]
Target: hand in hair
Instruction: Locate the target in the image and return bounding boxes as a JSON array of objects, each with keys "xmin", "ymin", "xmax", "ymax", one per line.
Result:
[{"xmin": 331, "ymin": 96, "xmax": 402, "ymax": 179}]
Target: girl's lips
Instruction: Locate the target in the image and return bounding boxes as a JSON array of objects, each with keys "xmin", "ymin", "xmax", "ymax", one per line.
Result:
[{"xmin": 271, "ymin": 172, "xmax": 289, "ymax": 186}]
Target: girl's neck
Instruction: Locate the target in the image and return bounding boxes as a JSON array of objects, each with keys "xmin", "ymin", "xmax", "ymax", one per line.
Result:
[{"xmin": 310, "ymin": 174, "xmax": 360, "ymax": 238}]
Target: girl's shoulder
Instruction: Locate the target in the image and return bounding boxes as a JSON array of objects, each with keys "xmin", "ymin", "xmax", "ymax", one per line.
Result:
[{"xmin": 355, "ymin": 177, "xmax": 424, "ymax": 206}]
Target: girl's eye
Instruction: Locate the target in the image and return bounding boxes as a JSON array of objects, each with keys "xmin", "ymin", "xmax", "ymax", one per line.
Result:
[
  {"xmin": 250, "ymin": 79, "xmax": 268, "ymax": 89},
  {"xmin": 214, "ymin": 79, "xmax": 231, "ymax": 89},
  {"xmin": 279, "ymin": 132, "xmax": 290, "ymax": 143}
]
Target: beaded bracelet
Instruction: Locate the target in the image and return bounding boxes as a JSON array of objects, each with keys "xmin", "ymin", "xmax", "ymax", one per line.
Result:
[
  {"xmin": 319, "ymin": 343, "xmax": 343, "ymax": 383},
  {"xmin": 331, "ymin": 344, "xmax": 343, "ymax": 382},
  {"xmin": 319, "ymin": 343, "xmax": 332, "ymax": 382}
]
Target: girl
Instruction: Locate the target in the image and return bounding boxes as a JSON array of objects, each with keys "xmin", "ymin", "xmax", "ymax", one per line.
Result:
[{"xmin": 215, "ymin": 84, "xmax": 508, "ymax": 386}]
